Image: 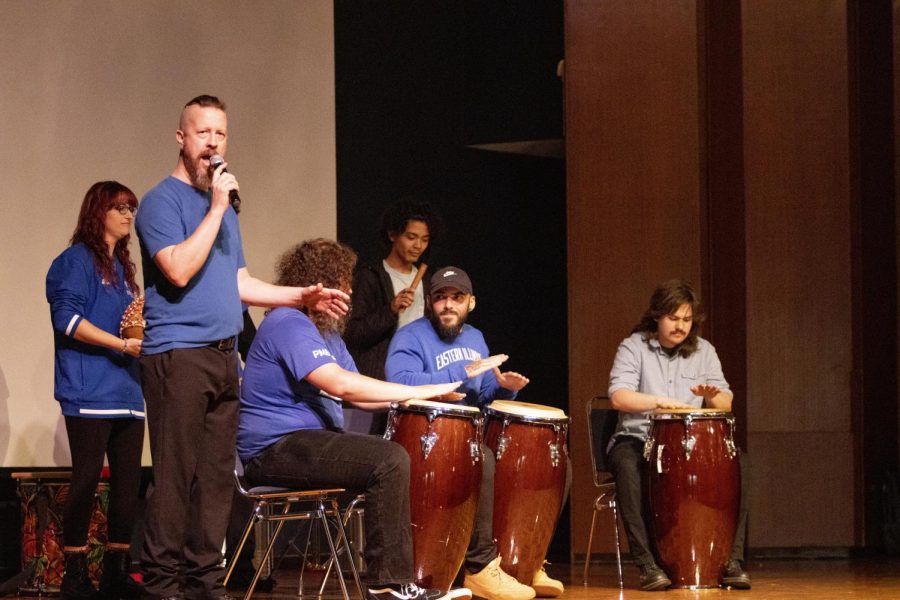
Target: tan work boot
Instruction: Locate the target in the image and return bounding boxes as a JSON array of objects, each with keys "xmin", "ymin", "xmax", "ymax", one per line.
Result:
[
  {"xmin": 530, "ymin": 563, "xmax": 563, "ymax": 598},
  {"xmin": 463, "ymin": 556, "xmax": 536, "ymax": 600}
]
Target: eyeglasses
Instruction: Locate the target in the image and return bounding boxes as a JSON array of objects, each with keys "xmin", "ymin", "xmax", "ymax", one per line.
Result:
[{"xmin": 113, "ymin": 204, "xmax": 137, "ymax": 216}]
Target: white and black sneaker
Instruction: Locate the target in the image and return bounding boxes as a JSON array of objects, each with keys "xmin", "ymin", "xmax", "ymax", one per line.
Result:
[{"xmin": 366, "ymin": 583, "xmax": 449, "ymax": 600}]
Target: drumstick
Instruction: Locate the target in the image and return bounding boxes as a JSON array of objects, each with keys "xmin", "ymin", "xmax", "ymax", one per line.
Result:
[
  {"xmin": 398, "ymin": 263, "xmax": 428, "ymax": 314},
  {"xmin": 410, "ymin": 262, "xmax": 428, "ymax": 291}
]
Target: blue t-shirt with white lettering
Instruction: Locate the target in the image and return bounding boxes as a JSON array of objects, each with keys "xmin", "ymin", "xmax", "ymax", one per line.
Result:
[
  {"xmin": 135, "ymin": 176, "xmax": 246, "ymax": 354},
  {"xmin": 385, "ymin": 316, "xmax": 515, "ymax": 407},
  {"xmin": 237, "ymin": 307, "xmax": 357, "ymax": 462}
]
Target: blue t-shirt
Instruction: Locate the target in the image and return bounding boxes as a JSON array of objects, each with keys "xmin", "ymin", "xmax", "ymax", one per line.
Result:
[
  {"xmin": 237, "ymin": 308, "xmax": 358, "ymax": 462},
  {"xmin": 384, "ymin": 316, "xmax": 516, "ymax": 408},
  {"xmin": 135, "ymin": 176, "xmax": 246, "ymax": 354},
  {"xmin": 46, "ymin": 243, "xmax": 144, "ymax": 418}
]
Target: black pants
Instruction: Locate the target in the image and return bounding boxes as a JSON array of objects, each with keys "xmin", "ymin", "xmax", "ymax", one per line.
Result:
[
  {"xmin": 63, "ymin": 416, "xmax": 144, "ymax": 547},
  {"xmin": 608, "ymin": 436, "xmax": 749, "ymax": 568},
  {"xmin": 139, "ymin": 346, "xmax": 240, "ymax": 600},
  {"xmin": 245, "ymin": 429, "xmax": 414, "ymax": 586}
]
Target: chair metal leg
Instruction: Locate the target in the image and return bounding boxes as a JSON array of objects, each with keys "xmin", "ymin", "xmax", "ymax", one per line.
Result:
[
  {"xmin": 296, "ymin": 516, "xmax": 315, "ymax": 598},
  {"xmin": 318, "ymin": 496, "xmax": 365, "ymax": 597},
  {"xmin": 224, "ymin": 505, "xmax": 262, "ymax": 587},
  {"xmin": 583, "ymin": 505, "xmax": 600, "ymax": 585},
  {"xmin": 328, "ymin": 497, "xmax": 364, "ymax": 599},
  {"xmin": 316, "ymin": 499, "xmax": 355, "ymax": 600},
  {"xmin": 611, "ymin": 499, "xmax": 624, "ymax": 589},
  {"xmin": 245, "ymin": 517, "xmax": 287, "ymax": 600}
]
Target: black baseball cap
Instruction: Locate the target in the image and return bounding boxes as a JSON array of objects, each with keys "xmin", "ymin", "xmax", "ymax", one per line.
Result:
[{"xmin": 430, "ymin": 266, "xmax": 473, "ymax": 295}]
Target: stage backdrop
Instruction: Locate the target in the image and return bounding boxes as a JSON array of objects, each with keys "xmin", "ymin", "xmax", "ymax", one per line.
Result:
[{"xmin": 0, "ymin": 1, "xmax": 336, "ymax": 467}]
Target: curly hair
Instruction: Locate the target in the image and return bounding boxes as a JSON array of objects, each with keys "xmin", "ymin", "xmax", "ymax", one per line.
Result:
[
  {"xmin": 379, "ymin": 197, "xmax": 444, "ymax": 258},
  {"xmin": 275, "ymin": 238, "xmax": 357, "ymax": 333},
  {"xmin": 70, "ymin": 181, "xmax": 140, "ymax": 295},
  {"xmin": 631, "ymin": 279, "xmax": 705, "ymax": 357}
]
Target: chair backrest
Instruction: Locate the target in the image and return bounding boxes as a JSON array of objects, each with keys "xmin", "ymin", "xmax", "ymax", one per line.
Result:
[
  {"xmin": 233, "ymin": 452, "xmax": 252, "ymax": 497},
  {"xmin": 586, "ymin": 395, "xmax": 619, "ymax": 486}
]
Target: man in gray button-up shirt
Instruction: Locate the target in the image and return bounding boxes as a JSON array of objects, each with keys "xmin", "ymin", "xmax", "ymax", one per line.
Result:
[{"xmin": 606, "ymin": 279, "xmax": 751, "ymax": 591}]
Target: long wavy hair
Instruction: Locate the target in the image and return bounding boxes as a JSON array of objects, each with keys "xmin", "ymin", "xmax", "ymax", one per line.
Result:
[
  {"xmin": 70, "ymin": 181, "xmax": 139, "ymax": 295},
  {"xmin": 631, "ymin": 279, "xmax": 705, "ymax": 357},
  {"xmin": 275, "ymin": 238, "xmax": 357, "ymax": 334}
]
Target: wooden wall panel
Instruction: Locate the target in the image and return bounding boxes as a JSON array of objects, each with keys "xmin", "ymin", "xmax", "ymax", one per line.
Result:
[
  {"xmin": 565, "ymin": 0, "xmax": 705, "ymax": 557},
  {"xmin": 748, "ymin": 432, "xmax": 855, "ymax": 546},
  {"xmin": 896, "ymin": 0, "xmax": 900, "ymax": 474},
  {"xmin": 741, "ymin": 1, "xmax": 854, "ymax": 545}
]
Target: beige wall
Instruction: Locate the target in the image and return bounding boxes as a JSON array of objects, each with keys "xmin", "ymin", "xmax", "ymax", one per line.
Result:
[{"xmin": 0, "ymin": 1, "xmax": 336, "ymax": 467}]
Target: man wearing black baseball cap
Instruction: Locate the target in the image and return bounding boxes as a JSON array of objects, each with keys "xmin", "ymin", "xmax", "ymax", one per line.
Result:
[{"xmin": 385, "ymin": 266, "xmax": 565, "ymax": 600}]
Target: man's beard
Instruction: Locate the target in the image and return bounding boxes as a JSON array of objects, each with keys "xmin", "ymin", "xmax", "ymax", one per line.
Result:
[
  {"xmin": 429, "ymin": 309, "xmax": 468, "ymax": 341},
  {"xmin": 183, "ymin": 150, "xmax": 212, "ymax": 190},
  {"xmin": 310, "ymin": 307, "xmax": 349, "ymax": 336}
]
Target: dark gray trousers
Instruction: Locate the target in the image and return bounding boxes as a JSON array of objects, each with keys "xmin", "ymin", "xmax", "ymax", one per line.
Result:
[{"xmin": 140, "ymin": 346, "xmax": 240, "ymax": 600}]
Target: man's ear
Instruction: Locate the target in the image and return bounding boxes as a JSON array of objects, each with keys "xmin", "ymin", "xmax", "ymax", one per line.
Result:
[
  {"xmin": 468, "ymin": 296, "xmax": 476, "ymax": 312},
  {"xmin": 175, "ymin": 129, "xmax": 185, "ymax": 149}
]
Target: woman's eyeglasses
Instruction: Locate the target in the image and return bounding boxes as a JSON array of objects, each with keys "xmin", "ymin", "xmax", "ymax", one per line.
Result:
[{"xmin": 114, "ymin": 204, "xmax": 137, "ymax": 216}]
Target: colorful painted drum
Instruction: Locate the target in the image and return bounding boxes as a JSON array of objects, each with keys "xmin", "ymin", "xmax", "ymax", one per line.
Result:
[
  {"xmin": 13, "ymin": 472, "xmax": 109, "ymax": 595},
  {"xmin": 644, "ymin": 409, "xmax": 740, "ymax": 588},
  {"xmin": 482, "ymin": 400, "xmax": 568, "ymax": 585},
  {"xmin": 385, "ymin": 400, "xmax": 483, "ymax": 591}
]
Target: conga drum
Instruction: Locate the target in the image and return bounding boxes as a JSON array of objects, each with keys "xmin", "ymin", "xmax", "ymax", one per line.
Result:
[
  {"xmin": 384, "ymin": 400, "xmax": 483, "ymax": 590},
  {"xmin": 482, "ymin": 400, "xmax": 568, "ymax": 585},
  {"xmin": 644, "ymin": 409, "xmax": 740, "ymax": 588},
  {"xmin": 13, "ymin": 471, "xmax": 109, "ymax": 594}
]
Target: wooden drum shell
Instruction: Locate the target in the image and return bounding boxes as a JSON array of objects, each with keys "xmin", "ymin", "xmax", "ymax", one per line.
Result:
[
  {"xmin": 482, "ymin": 401, "xmax": 568, "ymax": 585},
  {"xmin": 646, "ymin": 410, "xmax": 740, "ymax": 588},
  {"xmin": 385, "ymin": 401, "xmax": 482, "ymax": 591}
]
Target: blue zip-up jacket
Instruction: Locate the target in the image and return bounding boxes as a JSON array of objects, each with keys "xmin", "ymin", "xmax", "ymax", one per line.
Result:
[{"xmin": 46, "ymin": 243, "xmax": 144, "ymax": 418}]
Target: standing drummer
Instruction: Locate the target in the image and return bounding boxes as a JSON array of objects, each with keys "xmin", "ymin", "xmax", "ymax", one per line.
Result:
[
  {"xmin": 386, "ymin": 266, "xmax": 563, "ymax": 600},
  {"xmin": 607, "ymin": 278, "xmax": 751, "ymax": 591}
]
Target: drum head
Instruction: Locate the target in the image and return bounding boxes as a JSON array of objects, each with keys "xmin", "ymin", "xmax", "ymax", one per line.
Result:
[
  {"xmin": 651, "ymin": 407, "xmax": 731, "ymax": 420},
  {"xmin": 402, "ymin": 399, "xmax": 481, "ymax": 415},
  {"xmin": 486, "ymin": 400, "xmax": 567, "ymax": 420}
]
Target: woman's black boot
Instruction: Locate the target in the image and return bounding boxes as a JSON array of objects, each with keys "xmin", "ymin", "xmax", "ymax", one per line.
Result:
[
  {"xmin": 99, "ymin": 549, "xmax": 143, "ymax": 599},
  {"xmin": 60, "ymin": 551, "xmax": 97, "ymax": 600}
]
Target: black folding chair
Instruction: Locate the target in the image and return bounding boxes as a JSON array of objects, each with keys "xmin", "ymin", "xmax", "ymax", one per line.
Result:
[{"xmin": 583, "ymin": 396, "xmax": 624, "ymax": 588}]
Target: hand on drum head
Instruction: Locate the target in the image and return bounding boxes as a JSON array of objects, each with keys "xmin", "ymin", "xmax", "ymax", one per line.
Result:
[
  {"xmin": 691, "ymin": 384, "xmax": 721, "ymax": 402},
  {"xmin": 404, "ymin": 381, "xmax": 464, "ymax": 404},
  {"xmin": 429, "ymin": 391, "xmax": 466, "ymax": 402},
  {"xmin": 655, "ymin": 396, "xmax": 695, "ymax": 410},
  {"xmin": 465, "ymin": 354, "xmax": 508, "ymax": 378},
  {"xmin": 492, "ymin": 367, "xmax": 530, "ymax": 392}
]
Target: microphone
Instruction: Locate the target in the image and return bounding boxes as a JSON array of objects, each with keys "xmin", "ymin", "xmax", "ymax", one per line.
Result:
[{"xmin": 208, "ymin": 154, "xmax": 241, "ymax": 213}]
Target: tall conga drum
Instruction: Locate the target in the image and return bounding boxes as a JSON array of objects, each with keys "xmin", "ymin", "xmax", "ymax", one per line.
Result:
[
  {"xmin": 482, "ymin": 400, "xmax": 568, "ymax": 585},
  {"xmin": 385, "ymin": 400, "xmax": 483, "ymax": 590},
  {"xmin": 645, "ymin": 409, "xmax": 740, "ymax": 588}
]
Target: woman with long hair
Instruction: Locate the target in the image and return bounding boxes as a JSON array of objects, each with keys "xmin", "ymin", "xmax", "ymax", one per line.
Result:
[{"xmin": 46, "ymin": 181, "xmax": 145, "ymax": 599}]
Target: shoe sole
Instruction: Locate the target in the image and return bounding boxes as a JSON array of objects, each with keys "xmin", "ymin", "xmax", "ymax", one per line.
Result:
[
  {"xmin": 531, "ymin": 585, "xmax": 563, "ymax": 598},
  {"xmin": 640, "ymin": 578, "xmax": 672, "ymax": 592},
  {"xmin": 722, "ymin": 577, "xmax": 752, "ymax": 590}
]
